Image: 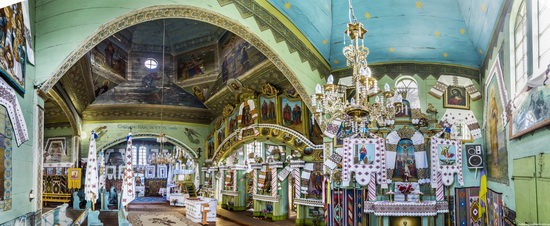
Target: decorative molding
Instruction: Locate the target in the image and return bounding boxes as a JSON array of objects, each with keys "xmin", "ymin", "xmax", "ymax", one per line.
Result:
[
  {"xmin": 253, "ymin": 194, "xmax": 280, "ymax": 202},
  {"xmin": 82, "ymin": 104, "xmax": 213, "ymax": 124},
  {"xmin": 332, "ymin": 63, "xmax": 480, "ymax": 83},
  {"xmin": 210, "ymin": 123, "xmax": 324, "ymax": 162},
  {"xmin": 365, "ymin": 201, "xmax": 449, "ymax": 216},
  {"xmin": 36, "ymin": 105, "xmax": 44, "ymax": 211},
  {"xmin": 43, "ymin": 162, "xmax": 74, "ymax": 168},
  {"xmin": 39, "ymin": 5, "xmax": 321, "ymax": 117},
  {"xmin": 294, "ymin": 198, "xmax": 323, "ymax": 207}
]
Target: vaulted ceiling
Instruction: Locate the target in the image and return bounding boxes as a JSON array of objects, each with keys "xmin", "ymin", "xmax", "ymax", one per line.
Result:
[{"xmin": 269, "ymin": 0, "xmax": 504, "ymax": 69}]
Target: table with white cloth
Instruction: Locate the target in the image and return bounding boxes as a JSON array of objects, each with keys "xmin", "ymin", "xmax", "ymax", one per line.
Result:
[{"xmin": 184, "ymin": 197, "xmax": 217, "ymax": 223}]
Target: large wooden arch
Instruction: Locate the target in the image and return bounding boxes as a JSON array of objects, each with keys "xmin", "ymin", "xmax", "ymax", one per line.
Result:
[{"xmin": 38, "ymin": 5, "xmax": 324, "ymax": 112}]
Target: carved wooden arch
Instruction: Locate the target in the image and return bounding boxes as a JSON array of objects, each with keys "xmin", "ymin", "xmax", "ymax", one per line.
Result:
[
  {"xmin": 213, "ymin": 124, "xmax": 323, "ymax": 163},
  {"xmin": 97, "ymin": 132, "xmax": 198, "ymax": 159},
  {"xmin": 38, "ymin": 5, "xmax": 316, "ymax": 112}
]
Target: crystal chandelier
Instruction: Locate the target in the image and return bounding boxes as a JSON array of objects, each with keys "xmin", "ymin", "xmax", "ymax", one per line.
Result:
[
  {"xmin": 311, "ymin": 2, "xmax": 402, "ymax": 134},
  {"xmin": 149, "ymin": 150, "xmax": 173, "ymax": 165}
]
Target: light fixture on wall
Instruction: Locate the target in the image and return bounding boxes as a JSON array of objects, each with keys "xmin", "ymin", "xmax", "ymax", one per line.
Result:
[{"xmin": 311, "ymin": 0, "xmax": 402, "ymax": 133}]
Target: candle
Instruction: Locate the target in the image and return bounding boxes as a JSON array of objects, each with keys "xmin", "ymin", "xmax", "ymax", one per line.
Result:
[
  {"xmin": 327, "ymin": 74, "xmax": 334, "ymax": 85},
  {"xmin": 384, "ymin": 83, "xmax": 390, "ymax": 92},
  {"xmin": 375, "ymin": 96, "xmax": 380, "ymax": 103},
  {"xmin": 316, "ymin": 84, "xmax": 322, "ymax": 94},
  {"xmin": 350, "ymin": 97, "xmax": 356, "ymax": 105}
]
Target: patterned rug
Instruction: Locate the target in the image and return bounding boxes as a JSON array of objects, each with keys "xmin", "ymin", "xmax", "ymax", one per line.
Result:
[
  {"xmin": 455, "ymin": 187, "xmax": 481, "ymax": 226},
  {"xmin": 128, "ymin": 211, "xmax": 199, "ymax": 226},
  {"xmin": 130, "ymin": 196, "xmax": 168, "ymax": 204}
]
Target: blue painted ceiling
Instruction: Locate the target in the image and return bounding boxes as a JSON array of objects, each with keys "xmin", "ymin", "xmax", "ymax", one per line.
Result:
[{"xmin": 268, "ymin": 0, "xmax": 504, "ymax": 70}]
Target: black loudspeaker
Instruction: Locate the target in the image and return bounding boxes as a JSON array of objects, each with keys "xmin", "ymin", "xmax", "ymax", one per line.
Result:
[{"xmin": 465, "ymin": 144, "xmax": 483, "ymax": 168}]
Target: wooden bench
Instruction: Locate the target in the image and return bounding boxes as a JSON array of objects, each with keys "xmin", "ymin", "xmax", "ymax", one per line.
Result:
[{"xmin": 43, "ymin": 193, "xmax": 71, "ymax": 206}]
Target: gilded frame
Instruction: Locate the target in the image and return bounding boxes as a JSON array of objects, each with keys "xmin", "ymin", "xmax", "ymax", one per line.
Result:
[
  {"xmin": 443, "ymin": 85, "xmax": 470, "ymax": 109},
  {"xmin": 279, "ymin": 95, "xmax": 307, "ymax": 136},
  {"xmin": 258, "ymin": 94, "xmax": 278, "ymax": 124}
]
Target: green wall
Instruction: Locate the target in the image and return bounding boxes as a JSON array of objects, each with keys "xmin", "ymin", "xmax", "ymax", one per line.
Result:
[{"xmin": 80, "ymin": 121, "xmax": 211, "ymax": 161}]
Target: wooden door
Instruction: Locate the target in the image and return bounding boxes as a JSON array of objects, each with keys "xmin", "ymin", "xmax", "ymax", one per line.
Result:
[
  {"xmin": 513, "ymin": 156, "xmax": 537, "ymax": 224},
  {"xmin": 536, "ymin": 154, "xmax": 550, "ymax": 223}
]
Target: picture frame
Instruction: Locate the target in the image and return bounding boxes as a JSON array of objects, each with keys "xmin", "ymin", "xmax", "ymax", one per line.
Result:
[
  {"xmin": 68, "ymin": 168, "xmax": 81, "ymax": 180},
  {"xmin": 280, "ymin": 95, "xmax": 306, "ymax": 135},
  {"xmin": 354, "ymin": 142, "xmax": 375, "ymax": 165},
  {"xmin": 157, "ymin": 165, "xmax": 168, "ymax": 179},
  {"xmin": 106, "ymin": 166, "xmax": 116, "ymax": 179},
  {"xmin": 443, "ymin": 85, "xmax": 470, "ymax": 109},
  {"xmin": 226, "ymin": 107, "xmax": 239, "ymax": 135},
  {"xmin": 259, "ymin": 94, "xmax": 278, "ymax": 124},
  {"xmin": 0, "ymin": 2, "xmax": 28, "ymax": 94},
  {"xmin": 145, "ymin": 165, "xmax": 156, "ymax": 179}
]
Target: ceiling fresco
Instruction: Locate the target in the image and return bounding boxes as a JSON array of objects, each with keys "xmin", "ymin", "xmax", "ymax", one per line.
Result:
[{"xmin": 268, "ymin": 0, "xmax": 505, "ymax": 69}]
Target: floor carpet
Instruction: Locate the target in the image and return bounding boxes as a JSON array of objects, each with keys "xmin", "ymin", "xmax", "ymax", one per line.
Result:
[
  {"xmin": 130, "ymin": 196, "xmax": 168, "ymax": 204},
  {"xmin": 128, "ymin": 211, "xmax": 199, "ymax": 226}
]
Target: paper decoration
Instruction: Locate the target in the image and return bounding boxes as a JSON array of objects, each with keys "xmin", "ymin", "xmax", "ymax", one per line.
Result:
[
  {"xmin": 325, "ymin": 148, "xmax": 343, "ymax": 170},
  {"xmin": 440, "ymin": 109, "xmax": 482, "ymax": 139},
  {"xmin": 278, "ymin": 166, "xmax": 291, "ymax": 181},
  {"xmin": 429, "ymin": 75, "xmax": 482, "ymax": 101}
]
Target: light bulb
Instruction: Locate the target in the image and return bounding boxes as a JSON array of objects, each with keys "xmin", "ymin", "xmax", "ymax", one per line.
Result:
[
  {"xmin": 384, "ymin": 83, "xmax": 390, "ymax": 92},
  {"xmin": 316, "ymin": 84, "xmax": 322, "ymax": 94},
  {"xmin": 327, "ymin": 75, "xmax": 334, "ymax": 85}
]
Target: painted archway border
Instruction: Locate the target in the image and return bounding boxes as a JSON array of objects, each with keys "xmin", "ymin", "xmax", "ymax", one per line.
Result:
[
  {"xmin": 97, "ymin": 132, "xmax": 199, "ymax": 159},
  {"xmin": 38, "ymin": 5, "xmax": 319, "ymax": 112},
  {"xmin": 211, "ymin": 123, "xmax": 324, "ymax": 162}
]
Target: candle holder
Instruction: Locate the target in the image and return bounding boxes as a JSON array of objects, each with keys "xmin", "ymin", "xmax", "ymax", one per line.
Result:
[{"xmin": 386, "ymin": 191, "xmax": 395, "ymax": 202}]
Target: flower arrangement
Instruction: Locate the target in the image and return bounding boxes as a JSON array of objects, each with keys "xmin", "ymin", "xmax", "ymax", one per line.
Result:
[{"xmin": 397, "ymin": 183, "xmax": 415, "ymax": 195}]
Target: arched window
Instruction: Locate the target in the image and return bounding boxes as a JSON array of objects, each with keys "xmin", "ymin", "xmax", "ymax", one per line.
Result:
[
  {"xmin": 514, "ymin": 0, "xmax": 527, "ymax": 92},
  {"xmin": 131, "ymin": 145, "xmax": 147, "ymax": 166},
  {"xmin": 395, "ymin": 76, "xmax": 419, "ymax": 113}
]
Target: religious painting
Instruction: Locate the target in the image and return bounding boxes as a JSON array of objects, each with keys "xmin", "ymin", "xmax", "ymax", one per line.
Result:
[
  {"xmin": 135, "ymin": 173, "xmax": 144, "ymax": 186},
  {"xmin": 395, "ymin": 99, "xmax": 412, "ymax": 117},
  {"xmin": 93, "ymin": 76, "xmax": 117, "ymax": 98},
  {"xmin": 511, "ymin": 85, "xmax": 550, "ymax": 138},
  {"xmin": 216, "ymin": 124, "xmax": 226, "ymax": 147},
  {"xmin": 227, "ymin": 106, "xmax": 239, "ymax": 135},
  {"xmin": 68, "ymin": 168, "xmax": 81, "ymax": 181},
  {"xmin": 157, "ymin": 165, "xmax": 168, "ymax": 179},
  {"xmin": 176, "ymin": 48, "xmax": 215, "ymax": 81},
  {"xmin": 218, "ymin": 33, "xmax": 266, "ymax": 83},
  {"xmin": 484, "ymin": 58, "xmax": 509, "ymax": 184},
  {"xmin": 308, "ymin": 170, "xmax": 324, "ymax": 199},
  {"xmin": 145, "ymin": 165, "xmax": 156, "ymax": 179},
  {"xmin": 487, "ymin": 189, "xmax": 503, "ymax": 226},
  {"xmin": 92, "ymin": 38, "xmax": 128, "ymax": 77},
  {"xmin": 259, "ymin": 95, "xmax": 277, "ymax": 124},
  {"xmin": 105, "ymin": 149, "xmax": 125, "ymax": 166},
  {"xmin": 394, "ymin": 139, "xmax": 417, "ymax": 180},
  {"xmin": 308, "ymin": 111, "xmax": 323, "ymax": 145},
  {"xmin": 238, "ymin": 99, "xmax": 258, "ymax": 128},
  {"xmin": 438, "ymin": 143, "xmax": 457, "ymax": 165},
  {"xmin": 44, "ymin": 137, "xmax": 67, "ymax": 163},
  {"xmin": 0, "ymin": 3, "xmax": 29, "ymax": 94},
  {"xmin": 444, "ymin": 86, "xmax": 470, "ymax": 109},
  {"xmin": 206, "ymin": 135, "xmax": 215, "ymax": 159},
  {"xmin": 354, "ymin": 143, "xmax": 375, "ymax": 164},
  {"xmin": 280, "ymin": 96, "xmax": 305, "ymax": 134}
]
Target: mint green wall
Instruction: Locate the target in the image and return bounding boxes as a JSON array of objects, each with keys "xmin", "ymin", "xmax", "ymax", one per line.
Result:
[
  {"xmin": 34, "ymin": 0, "xmax": 325, "ymax": 98},
  {"xmin": 0, "ymin": 0, "xmax": 43, "ymax": 222}
]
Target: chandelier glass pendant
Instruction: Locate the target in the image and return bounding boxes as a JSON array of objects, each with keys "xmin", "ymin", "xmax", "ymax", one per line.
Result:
[{"xmin": 311, "ymin": 1, "xmax": 402, "ymax": 134}]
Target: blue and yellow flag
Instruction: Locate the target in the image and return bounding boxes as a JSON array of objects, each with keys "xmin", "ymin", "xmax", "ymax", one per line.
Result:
[{"xmin": 479, "ymin": 169, "xmax": 487, "ymax": 221}]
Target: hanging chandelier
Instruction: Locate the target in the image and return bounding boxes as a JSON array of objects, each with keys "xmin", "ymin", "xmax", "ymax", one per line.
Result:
[
  {"xmin": 149, "ymin": 150, "xmax": 173, "ymax": 165},
  {"xmin": 311, "ymin": 2, "xmax": 402, "ymax": 134}
]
